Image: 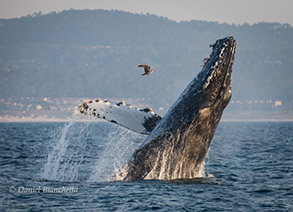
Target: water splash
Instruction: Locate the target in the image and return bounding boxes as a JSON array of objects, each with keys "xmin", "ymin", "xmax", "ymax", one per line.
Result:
[
  {"xmin": 41, "ymin": 115, "xmax": 90, "ymax": 181},
  {"xmin": 88, "ymin": 126, "xmax": 146, "ymax": 182},
  {"xmin": 41, "ymin": 113, "xmax": 145, "ymax": 182}
]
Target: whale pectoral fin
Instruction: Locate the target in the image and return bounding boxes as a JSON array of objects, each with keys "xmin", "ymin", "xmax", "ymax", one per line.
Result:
[{"xmin": 78, "ymin": 99, "xmax": 162, "ymax": 134}]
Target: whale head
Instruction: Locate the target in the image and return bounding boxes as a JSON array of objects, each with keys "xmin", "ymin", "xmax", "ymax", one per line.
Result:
[
  {"xmin": 151, "ymin": 36, "xmax": 236, "ymax": 137},
  {"xmin": 199, "ymin": 36, "xmax": 235, "ymax": 110}
]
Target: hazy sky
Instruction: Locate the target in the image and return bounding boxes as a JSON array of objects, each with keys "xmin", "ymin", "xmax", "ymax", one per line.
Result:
[{"xmin": 0, "ymin": 0, "xmax": 292, "ymax": 25}]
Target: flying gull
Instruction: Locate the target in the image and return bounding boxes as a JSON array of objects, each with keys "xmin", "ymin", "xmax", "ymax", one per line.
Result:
[{"xmin": 138, "ymin": 64, "xmax": 155, "ymax": 76}]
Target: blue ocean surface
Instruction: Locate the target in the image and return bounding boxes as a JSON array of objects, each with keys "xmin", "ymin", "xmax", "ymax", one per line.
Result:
[{"xmin": 0, "ymin": 121, "xmax": 292, "ymax": 211}]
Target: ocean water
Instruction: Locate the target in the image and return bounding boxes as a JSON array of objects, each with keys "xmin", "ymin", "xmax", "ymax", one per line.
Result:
[{"xmin": 0, "ymin": 121, "xmax": 292, "ymax": 211}]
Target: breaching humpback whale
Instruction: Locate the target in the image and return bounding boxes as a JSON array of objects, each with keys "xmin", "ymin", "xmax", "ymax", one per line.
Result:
[{"xmin": 79, "ymin": 36, "xmax": 236, "ymax": 180}]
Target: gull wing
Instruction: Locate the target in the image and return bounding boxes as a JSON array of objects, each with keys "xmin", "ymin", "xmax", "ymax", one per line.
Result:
[{"xmin": 137, "ymin": 64, "xmax": 149, "ymax": 68}]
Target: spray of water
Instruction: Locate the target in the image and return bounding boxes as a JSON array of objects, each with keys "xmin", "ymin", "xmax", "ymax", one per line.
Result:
[
  {"xmin": 88, "ymin": 127, "xmax": 146, "ymax": 182},
  {"xmin": 41, "ymin": 113, "xmax": 145, "ymax": 182},
  {"xmin": 41, "ymin": 114, "xmax": 91, "ymax": 181}
]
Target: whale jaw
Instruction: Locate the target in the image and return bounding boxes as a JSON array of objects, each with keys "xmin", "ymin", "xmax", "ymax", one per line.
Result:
[{"xmin": 123, "ymin": 37, "xmax": 236, "ymax": 180}]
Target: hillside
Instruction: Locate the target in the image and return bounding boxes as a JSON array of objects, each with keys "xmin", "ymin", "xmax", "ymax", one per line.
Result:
[{"xmin": 0, "ymin": 9, "xmax": 292, "ymax": 113}]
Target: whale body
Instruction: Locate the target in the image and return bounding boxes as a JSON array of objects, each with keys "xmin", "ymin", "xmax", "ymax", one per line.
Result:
[{"xmin": 79, "ymin": 36, "xmax": 236, "ymax": 180}]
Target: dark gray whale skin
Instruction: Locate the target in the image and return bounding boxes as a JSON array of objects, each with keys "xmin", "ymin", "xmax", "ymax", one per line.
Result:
[{"xmin": 123, "ymin": 36, "xmax": 236, "ymax": 180}]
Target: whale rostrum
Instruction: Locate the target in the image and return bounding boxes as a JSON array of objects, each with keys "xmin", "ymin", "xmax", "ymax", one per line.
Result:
[{"xmin": 79, "ymin": 36, "xmax": 236, "ymax": 180}]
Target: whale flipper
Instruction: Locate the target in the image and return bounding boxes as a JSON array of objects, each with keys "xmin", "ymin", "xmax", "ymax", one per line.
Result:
[{"xmin": 79, "ymin": 99, "xmax": 161, "ymax": 134}]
